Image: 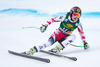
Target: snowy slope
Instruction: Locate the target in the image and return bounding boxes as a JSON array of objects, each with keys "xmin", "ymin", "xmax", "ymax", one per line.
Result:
[{"xmin": 0, "ymin": 0, "xmax": 100, "ymax": 67}]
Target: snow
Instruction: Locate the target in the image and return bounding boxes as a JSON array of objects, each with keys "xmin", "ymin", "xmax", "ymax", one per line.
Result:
[{"xmin": 0, "ymin": 0, "xmax": 100, "ymax": 67}]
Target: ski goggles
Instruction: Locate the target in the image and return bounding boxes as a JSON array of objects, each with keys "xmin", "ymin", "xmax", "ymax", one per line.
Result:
[{"xmin": 73, "ymin": 13, "xmax": 80, "ymax": 18}]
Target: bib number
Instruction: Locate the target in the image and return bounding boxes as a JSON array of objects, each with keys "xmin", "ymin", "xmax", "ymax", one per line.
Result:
[{"xmin": 63, "ymin": 28, "xmax": 68, "ymax": 32}]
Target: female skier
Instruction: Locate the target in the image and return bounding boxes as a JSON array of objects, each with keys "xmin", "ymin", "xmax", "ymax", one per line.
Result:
[{"xmin": 22, "ymin": 6, "xmax": 89, "ymax": 55}]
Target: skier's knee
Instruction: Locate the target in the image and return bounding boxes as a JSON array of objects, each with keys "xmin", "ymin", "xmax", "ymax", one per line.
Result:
[{"xmin": 48, "ymin": 37, "xmax": 55, "ymax": 45}]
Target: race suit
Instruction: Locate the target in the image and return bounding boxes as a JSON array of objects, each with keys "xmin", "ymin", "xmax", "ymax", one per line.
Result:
[{"xmin": 35, "ymin": 13, "xmax": 86, "ymax": 52}]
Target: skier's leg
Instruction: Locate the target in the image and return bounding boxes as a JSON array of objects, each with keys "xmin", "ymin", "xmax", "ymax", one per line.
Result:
[
  {"xmin": 59, "ymin": 34, "xmax": 76, "ymax": 48},
  {"xmin": 50, "ymin": 34, "xmax": 76, "ymax": 53},
  {"xmin": 21, "ymin": 29, "xmax": 67, "ymax": 55},
  {"xmin": 35, "ymin": 37, "xmax": 55, "ymax": 52},
  {"xmin": 21, "ymin": 36, "xmax": 55, "ymax": 55},
  {"xmin": 35, "ymin": 29, "xmax": 68, "ymax": 52}
]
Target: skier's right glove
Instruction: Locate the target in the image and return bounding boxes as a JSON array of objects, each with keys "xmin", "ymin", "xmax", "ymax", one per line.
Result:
[
  {"xmin": 40, "ymin": 24, "xmax": 48, "ymax": 33},
  {"xmin": 83, "ymin": 41, "xmax": 89, "ymax": 49}
]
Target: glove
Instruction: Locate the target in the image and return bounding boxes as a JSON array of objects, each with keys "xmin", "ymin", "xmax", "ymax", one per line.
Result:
[
  {"xmin": 40, "ymin": 24, "xmax": 48, "ymax": 33},
  {"xmin": 83, "ymin": 41, "xmax": 89, "ymax": 49}
]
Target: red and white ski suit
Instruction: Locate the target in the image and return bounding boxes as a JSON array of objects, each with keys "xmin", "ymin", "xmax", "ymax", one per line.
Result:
[{"xmin": 36, "ymin": 15, "xmax": 86, "ymax": 51}]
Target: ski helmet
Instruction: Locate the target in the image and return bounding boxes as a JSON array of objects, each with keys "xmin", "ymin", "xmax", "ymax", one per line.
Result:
[{"xmin": 70, "ymin": 6, "xmax": 82, "ymax": 18}]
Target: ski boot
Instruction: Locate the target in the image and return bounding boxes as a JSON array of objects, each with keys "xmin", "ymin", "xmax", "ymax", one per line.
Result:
[
  {"xmin": 21, "ymin": 46, "xmax": 37, "ymax": 55},
  {"xmin": 49, "ymin": 44, "xmax": 64, "ymax": 53}
]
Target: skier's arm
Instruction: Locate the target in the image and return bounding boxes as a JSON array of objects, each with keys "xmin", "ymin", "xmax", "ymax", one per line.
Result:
[
  {"xmin": 46, "ymin": 15, "xmax": 66, "ymax": 26},
  {"xmin": 77, "ymin": 22, "xmax": 89, "ymax": 49},
  {"xmin": 40, "ymin": 15, "xmax": 66, "ymax": 33},
  {"xmin": 77, "ymin": 23, "xmax": 86, "ymax": 42}
]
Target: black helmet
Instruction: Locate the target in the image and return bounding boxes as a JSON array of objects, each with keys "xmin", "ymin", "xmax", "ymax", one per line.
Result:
[{"xmin": 69, "ymin": 6, "xmax": 82, "ymax": 18}]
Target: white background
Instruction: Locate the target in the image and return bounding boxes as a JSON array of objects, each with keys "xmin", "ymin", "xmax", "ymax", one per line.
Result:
[{"xmin": 0, "ymin": 0, "xmax": 100, "ymax": 67}]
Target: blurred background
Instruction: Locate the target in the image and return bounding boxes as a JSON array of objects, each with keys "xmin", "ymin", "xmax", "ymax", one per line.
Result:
[{"xmin": 0, "ymin": 0, "xmax": 100, "ymax": 67}]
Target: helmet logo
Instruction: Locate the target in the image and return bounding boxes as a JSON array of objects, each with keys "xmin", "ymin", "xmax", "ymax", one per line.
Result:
[{"xmin": 77, "ymin": 8, "xmax": 80, "ymax": 12}]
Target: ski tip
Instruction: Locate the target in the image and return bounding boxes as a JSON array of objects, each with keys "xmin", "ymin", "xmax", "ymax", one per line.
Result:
[
  {"xmin": 69, "ymin": 57, "xmax": 77, "ymax": 61},
  {"xmin": 46, "ymin": 59, "xmax": 50, "ymax": 63},
  {"xmin": 8, "ymin": 50, "xmax": 12, "ymax": 53},
  {"xmin": 8, "ymin": 50, "xmax": 13, "ymax": 53},
  {"xmin": 8, "ymin": 50, "xmax": 10, "ymax": 52},
  {"xmin": 73, "ymin": 57, "xmax": 77, "ymax": 61}
]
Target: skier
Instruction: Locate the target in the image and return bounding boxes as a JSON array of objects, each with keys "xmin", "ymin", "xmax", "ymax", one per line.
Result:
[{"xmin": 22, "ymin": 6, "xmax": 89, "ymax": 55}]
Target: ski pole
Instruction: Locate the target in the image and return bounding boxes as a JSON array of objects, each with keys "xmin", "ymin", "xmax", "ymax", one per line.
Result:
[
  {"xmin": 22, "ymin": 26, "xmax": 40, "ymax": 30},
  {"xmin": 70, "ymin": 44, "xmax": 84, "ymax": 47},
  {"xmin": 56, "ymin": 44, "xmax": 84, "ymax": 47}
]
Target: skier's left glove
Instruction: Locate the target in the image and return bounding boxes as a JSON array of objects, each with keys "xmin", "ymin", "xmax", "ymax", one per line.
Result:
[
  {"xmin": 40, "ymin": 24, "xmax": 48, "ymax": 33},
  {"xmin": 83, "ymin": 41, "xmax": 89, "ymax": 49}
]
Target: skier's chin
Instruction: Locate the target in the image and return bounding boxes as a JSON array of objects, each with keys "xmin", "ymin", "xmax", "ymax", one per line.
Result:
[
  {"xmin": 72, "ymin": 18, "xmax": 77, "ymax": 21},
  {"xmin": 73, "ymin": 18, "xmax": 77, "ymax": 21}
]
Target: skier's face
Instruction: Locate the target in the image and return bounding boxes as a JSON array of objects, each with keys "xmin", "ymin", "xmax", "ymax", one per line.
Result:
[
  {"xmin": 72, "ymin": 15, "xmax": 78, "ymax": 21},
  {"xmin": 72, "ymin": 13, "xmax": 80, "ymax": 21}
]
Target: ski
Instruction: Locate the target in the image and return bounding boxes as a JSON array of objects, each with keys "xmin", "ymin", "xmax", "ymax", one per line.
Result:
[
  {"xmin": 40, "ymin": 50, "xmax": 77, "ymax": 61},
  {"xmin": 8, "ymin": 50, "xmax": 50, "ymax": 63}
]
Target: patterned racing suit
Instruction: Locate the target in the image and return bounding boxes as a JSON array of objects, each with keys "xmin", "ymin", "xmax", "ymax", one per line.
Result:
[{"xmin": 35, "ymin": 13, "xmax": 86, "ymax": 52}]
